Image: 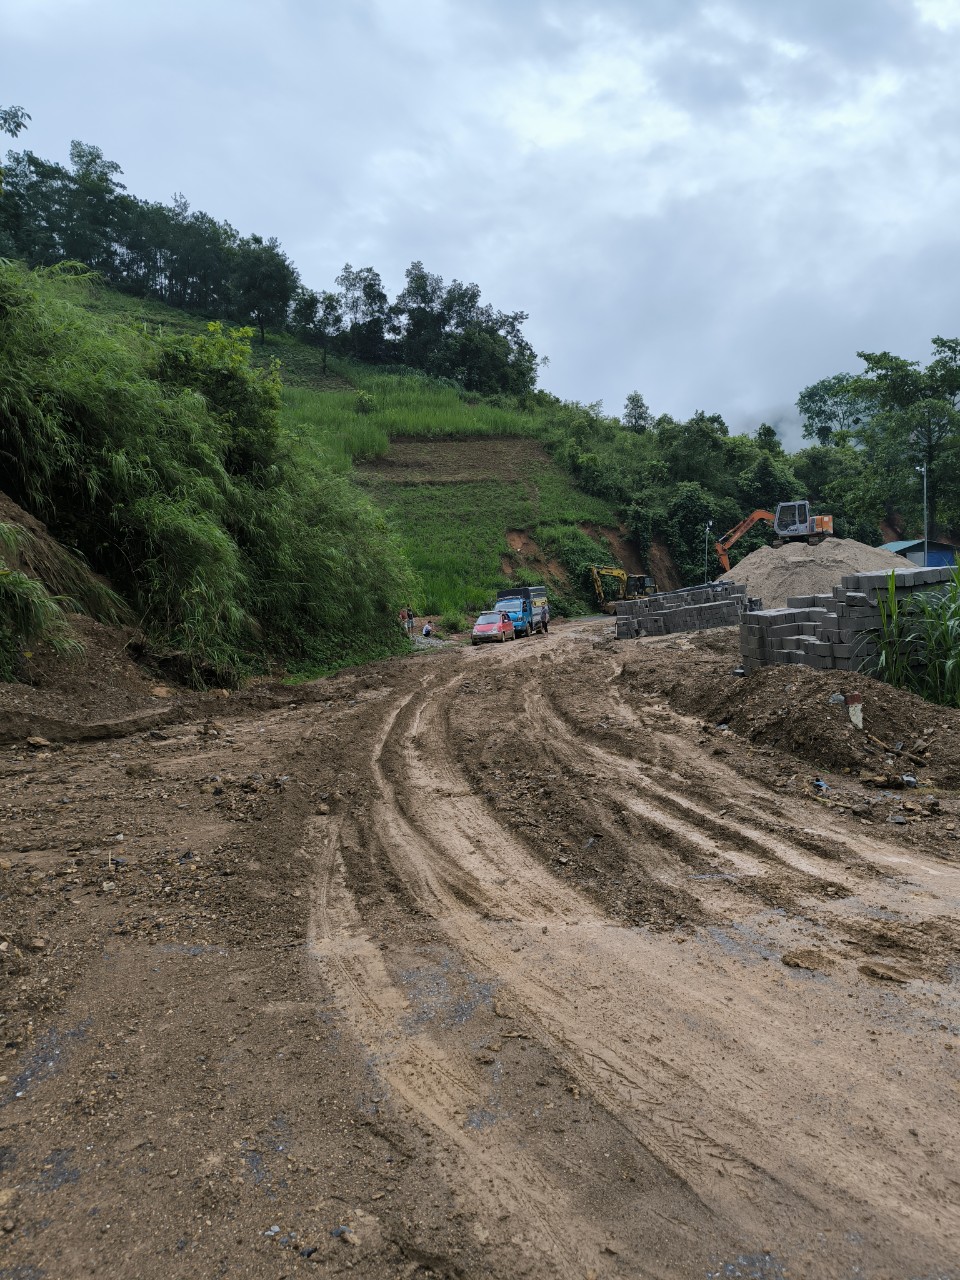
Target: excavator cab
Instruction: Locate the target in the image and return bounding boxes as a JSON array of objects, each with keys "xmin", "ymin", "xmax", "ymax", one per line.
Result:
[
  {"xmin": 590, "ymin": 566, "xmax": 658, "ymax": 613},
  {"xmin": 773, "ymin": 502, "xmax": 810, "ymax": 537},
  {"xmin": 626, "ymin": 574, "xmax": 657, "ymax": 597},
  {"xmin": 773, "ymin": 502, "xmax": 833, "ymax": 544}
]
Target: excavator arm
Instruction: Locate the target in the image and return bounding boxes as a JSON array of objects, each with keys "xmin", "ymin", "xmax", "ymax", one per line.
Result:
[
  {"xmin": 714, "ymin": 510, "xmax": 775, "ymax": 573},
  {"xmin": 590, "ymin": 565, "xmax": 628, "ymax": 611}
]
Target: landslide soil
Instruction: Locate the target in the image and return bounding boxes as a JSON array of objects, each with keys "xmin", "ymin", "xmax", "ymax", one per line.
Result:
[{"xmin": 2, "ymin": 621, "xmax": 959, "ymax": 1279}]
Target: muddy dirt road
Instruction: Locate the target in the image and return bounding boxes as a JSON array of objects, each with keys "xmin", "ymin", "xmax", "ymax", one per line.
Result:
[{"xmin": 1, "ymin": 620, "xmax": 959, "ymax": 1278}]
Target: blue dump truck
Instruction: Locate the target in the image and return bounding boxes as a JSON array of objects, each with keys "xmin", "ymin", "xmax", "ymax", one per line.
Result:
[{"xmin": 494, "ymin": 585, "xmax": 548, "ymax": 637}]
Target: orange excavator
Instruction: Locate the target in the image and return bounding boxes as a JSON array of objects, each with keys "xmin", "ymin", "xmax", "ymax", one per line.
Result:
[{"xmin": 715, "ymin": 501, "xmax": 834, "ymax": 573}]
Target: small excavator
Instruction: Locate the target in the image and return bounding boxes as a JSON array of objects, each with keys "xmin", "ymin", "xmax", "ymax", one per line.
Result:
[
  {"xmin": 589, "ymin": 565, "xmax": 658, "ymax": 613},
  {"xmin": 715, "ymin": 501, "xmax": 833, "ymax": 573}
]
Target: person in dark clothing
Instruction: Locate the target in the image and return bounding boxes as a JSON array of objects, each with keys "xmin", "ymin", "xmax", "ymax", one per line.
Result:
[{"xmin": 540, "ymin": 603, "xmax": 549, "ymax": 635}]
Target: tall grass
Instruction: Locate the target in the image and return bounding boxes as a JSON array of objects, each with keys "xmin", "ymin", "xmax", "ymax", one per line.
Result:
[
  {"xmin": 0, "ymin": 521, "xmax": 85, "ymax": 678},
  {"xmin": 0, "ymin": 568, "xmax": 83, "ymax": 679},
  {"xmin": 281, "ymin": 385, "xmax": 389, "ymax": 471},
  {"xmin": 349, "ymin": 367, "xmax": 541, "ymax": 439},
  {"xmin": 873, "ymin": 567, "xmax": 960, "ymax": 706},
  {"xmin": 278, "ymin": 366, "xmax": 542, "ymax": 475},
  {"xmin": 361, "ymin": 470, "xmax": 618, "ymax": 615}
]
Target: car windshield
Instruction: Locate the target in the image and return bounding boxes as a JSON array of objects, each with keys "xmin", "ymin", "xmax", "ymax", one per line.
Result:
[
  {"xmin": 496, "ymin": 600, "xmax": 522, "ymax": 611},
  {"xmin": 475, "ymin": 613, "xmax": 502, "ymax": 624}
]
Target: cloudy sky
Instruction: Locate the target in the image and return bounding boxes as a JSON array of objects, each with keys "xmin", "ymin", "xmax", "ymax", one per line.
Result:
[{"xmin": 3, "ymin": 0, "xmax": 960, "ymax": 440}]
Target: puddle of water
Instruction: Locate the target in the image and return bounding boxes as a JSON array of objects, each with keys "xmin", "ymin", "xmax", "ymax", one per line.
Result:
[
  {"xmin": 706, "ymin": 1254, "xmax": 787, "ymax": 1280},
  {"xmin": 2, "ymin": 1021, "xmax": 89, "ymax": 1106},
  {"xmin": 38, "ymin": 1148, "xmax": 80, "ymax": 1192},
  {"xmin": 704, "ymin": 925, "xmax": 779, "ymax": 966},
  {"xmin": 398, "ymin": 950, "xmax": 495, "ymax": 1030}
]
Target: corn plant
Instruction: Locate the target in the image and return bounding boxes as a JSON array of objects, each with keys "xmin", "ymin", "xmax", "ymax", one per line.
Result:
[{"xmin": 873, "ymin": 566, "xmax": 960, "ymax": 706}]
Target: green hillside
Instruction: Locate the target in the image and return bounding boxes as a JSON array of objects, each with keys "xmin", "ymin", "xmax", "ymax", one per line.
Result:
[
  {"xmin": 267, "ymin": 344, "xmax": 624, "ymax": 617},
  {"xmin": 0, "ymin": 265, "xmax": 415, "ymax": 682},
  {"xmin": 0, "ymin": 267, "xmax": 627, "ymax": 687},
  {"xmin": 71, "ymin": 286, "xmax": 626, "ymax": 620}
]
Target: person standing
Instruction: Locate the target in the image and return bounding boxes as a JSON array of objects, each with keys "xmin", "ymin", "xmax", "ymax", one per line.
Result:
[
  {"xmin": 405, "ymin": 606, "xmax": 415, "ymax": 636},
  {"xmin": 540, "ymin": 602, "xmax": 550, "ymax": 635}
]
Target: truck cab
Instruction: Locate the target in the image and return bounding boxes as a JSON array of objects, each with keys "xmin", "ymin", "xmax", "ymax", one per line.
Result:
[{"xmin": 495, "ymin": 585, "xmax": 548, "ymax": 637}]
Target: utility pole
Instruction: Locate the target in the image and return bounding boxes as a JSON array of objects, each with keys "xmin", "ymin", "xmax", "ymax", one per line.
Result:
[
  {"xmin": 704, "ymin": 519, "xmax": 713, "ymax": 583},
  {"xmin": 916, "ymin": 463, "xmax": 928, "ymax": 567}
]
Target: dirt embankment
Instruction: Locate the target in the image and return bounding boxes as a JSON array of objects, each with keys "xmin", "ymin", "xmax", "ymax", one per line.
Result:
[
  {"xmin": 1, "ymin": 620, "xmax": 959, "ymax": 1279},
  {"xmin": 644, "ymin": 628, "xmax": 960, "ymax": 789}
]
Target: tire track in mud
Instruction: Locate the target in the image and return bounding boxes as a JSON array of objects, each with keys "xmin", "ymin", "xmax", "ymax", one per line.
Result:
[
  {"xmin": 307, "ymin": 802, "xmax": 603, "ymax": 1278},
  {"xmin": 308, "ymin": 674, "xmax": 734, "ymax": 1274},
  {"xmin": 309, "ymin": 637, "xmax": 960, "ymax": 1276},
  {"xmin": 528, "ymin": 682, "xmax": 861, "ymax": 903},
  {"xmin": 544, "ymin": 657, "xmax": 960, "ymax": 933}
]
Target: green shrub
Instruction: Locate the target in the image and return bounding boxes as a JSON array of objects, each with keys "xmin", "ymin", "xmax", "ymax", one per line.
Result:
[
  {"xmin": 355, "ymin": 389, "xmax": 376, "ymax": 415},
  {"xmin": 439, "ymin": 611, "xmax": 468, "ymax": 634}
]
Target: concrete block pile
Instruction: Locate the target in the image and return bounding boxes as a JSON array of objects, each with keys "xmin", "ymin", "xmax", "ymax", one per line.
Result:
[
  {"xmin": 739, "ymin": 565, "xmax": 956, "ymax": 674},
  {"xmin": 615, "ymin": 582, "xmax": 751, "ymax": 639}
]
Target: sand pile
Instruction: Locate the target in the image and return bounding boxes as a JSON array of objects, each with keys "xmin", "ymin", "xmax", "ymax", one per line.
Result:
[{"xmin": 721, "ymin": 537, "xmax": 911, "ymax": 608}]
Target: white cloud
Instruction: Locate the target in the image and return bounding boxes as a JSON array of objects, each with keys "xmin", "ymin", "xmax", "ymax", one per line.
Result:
[
  {"xmin": 915, "ymin": 0, "xmax": 960, "ymax": 30},
  {"xmin": 2, "ymin": 0, "xmax": 959, "ymax": 437}
]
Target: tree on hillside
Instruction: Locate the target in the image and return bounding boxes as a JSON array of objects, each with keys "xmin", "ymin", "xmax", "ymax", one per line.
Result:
[
  {"xmin": 0, "ymin": 104, "xmax": 29, "ymax": 195},
  {"xmin": 336, "ymin": 263, "xmax": 389, "ymax": 362},
  {"xmin": 387, "ymin": 261, "xmax": 542, "ymax": 397},
  {"xmin": 392, "ymin": 260, "xmax": 446, "ymax": 368},
  {"xmin": 1, "ymin": 127, "xmax": 544, "ymax": 400},
  {"xmin": 754, "ymin": 422, "xmax": 783, "ymax": 454},
  {"xmin": 0, "ymin": 105, "xmax": 29, "ymax": 138},
  {"xmin": 233, "ymin": 235, "xmax": 299, "ymax": 344},
  {"xmin": 291, "ymin": 286, "xmax": 343, "ymax": 374},
  {"xmin": 0, "ymin": 142, "xmax": 128, "ymax": 271},
  {"xmin": 622, "ymin": 391, "xmax": 653, "ymax": 433},
  {"xmin": 850, "ymin": 339, "xmax": 960, "ymax": 535},
  {"xmin": 61, "ymin": 141, "xmax": 127, "ymax": 275},
  {"xmin": 797, "ymin": 372, "xmax": 872, "ymax": 445},
  {"xmin": 656, "ymin": 411, "xmax": 729, "ymax": 487},
  {"xmin": 737, "ymin": 450, "xmax": 798, "ymax": 509},
  {"xmin": 132, "ymin": 194, "xmax": 238, "ymax": 313}
]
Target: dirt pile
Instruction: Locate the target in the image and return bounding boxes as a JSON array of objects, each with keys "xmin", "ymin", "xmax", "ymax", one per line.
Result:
[
  {"xmin": 721, "ymin": 537, "xmax": 910, "ymax": 607},
  {"xmin": 0, "ymin": 615, "xmax": 176, "ymax": 741},
  {"xmin": 640, "ymin": 630, "xmax": 960, "ymax": 789}
]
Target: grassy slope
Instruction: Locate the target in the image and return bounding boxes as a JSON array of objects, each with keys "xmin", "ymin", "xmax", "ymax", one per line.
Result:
[
  {"xmin": 274, "ymin": 351, "xmax": 621, "ymax": 614},
  {"xmin": 75, "ymin": 288, "xmax": 627, "ymax": 617},
  {"xmin": 359, "ymin": 441, "xmax": 617, "ymax": 615}
]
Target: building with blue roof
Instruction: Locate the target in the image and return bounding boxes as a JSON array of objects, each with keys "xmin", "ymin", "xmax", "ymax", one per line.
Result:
[{"xmin": 879, "ymin": 539, "xmax": 957, "ymax": 568}]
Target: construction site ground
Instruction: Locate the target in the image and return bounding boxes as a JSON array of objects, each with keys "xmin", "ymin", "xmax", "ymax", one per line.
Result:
[{"xmin": 1, "ymin": 619, "xmax": 959, "ymax": 1280}]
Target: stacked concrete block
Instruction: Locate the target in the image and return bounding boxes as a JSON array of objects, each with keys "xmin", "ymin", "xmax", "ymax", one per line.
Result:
[
  {"xmin": 739, "ymin": 565, "xmax": 956, "ymax": 675},
  {"xmin": 615, "ymin": 581, "xmax": 751, "ymax": 639}
]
